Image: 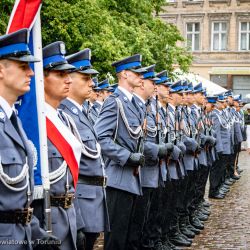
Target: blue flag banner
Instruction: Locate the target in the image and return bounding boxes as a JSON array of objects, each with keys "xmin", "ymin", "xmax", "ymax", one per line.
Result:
[{"xmin": 16, "ymin": 32, "xmax": 42, "ymax": 186}]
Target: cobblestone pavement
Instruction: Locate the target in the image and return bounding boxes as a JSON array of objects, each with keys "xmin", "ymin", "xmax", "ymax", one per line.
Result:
[{"xmin": 94, "ymin": 151, "xmax": 250, "ymax": 250}]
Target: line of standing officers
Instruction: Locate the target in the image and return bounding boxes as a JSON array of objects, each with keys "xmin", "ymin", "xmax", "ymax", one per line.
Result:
[{"xmin": 0, "ymin": 28, "xmax": 245, "ymax": 250}]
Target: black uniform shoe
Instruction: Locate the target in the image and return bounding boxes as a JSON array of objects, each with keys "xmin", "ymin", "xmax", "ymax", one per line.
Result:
[
  {"xmin": 200, "ymin": 208, "xmax": 210, "ymax": 216},
  {"xmin": 224, "ymin": 179, "xmax": 234, "ymax": 185},
  {"xmin": 231, "ymin": 174, "xmax": 240, "ymax": 180},
  {"xmin": 180, "ymin": 227, "xmax": 195, "ymax": 239},
  {"xmin": 209, "ymin": 193, "xmax": 225, "ymax": 199},
  {"xmin": 169, "ymin": 234, "xmax": 192, "ymax": 247},
  {"xmin": 162, "ymin": 237, "xmax": 177, "ymax": 250},
  {"xmin": 219, "ymin": 187, "xmax": 229, "ymax": 193},
  {"xmin": 181, "ymin": 215, "xmax": 201, "ymax": 235},
  {"xmin": 190, "ymin": 215, "xmax": 204, "ymax": 230},
  {"xmin": 229, "ymin": 177, "xmax": 236, "ymax": 183},
  {"xmin": 187, "ymin": 224, "xmax": 201, "ymax": 234},
  {"xmin": 202, "ymin": 200, "xmax": 211, "ymax": 207},
  {"xmin": 195, "ymin": 211, "xmax": 208, "ymax": 221},
  {"xmin": 179, "ymin": 217, "xmax": 196, "ymax": 239},
  {"xmin": 197, "ymin": 204, "xmax": 210, "ymax": 215},
  {"xmin": 198, "ymin": 206, "xmax": 211, "ymax": 216},
  {"xmin": 154, "ymin": 241, "xmax": 167, "ymax": 250}
]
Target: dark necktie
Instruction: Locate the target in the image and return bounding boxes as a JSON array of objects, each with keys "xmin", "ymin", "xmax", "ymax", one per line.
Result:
[
  {"xmin": 57, "ymin": 110, "xmax": 68, "ymax": 126},
  {"xmin": 131, "ymin": 97, "xmax": 137, "ymax": 108},
  {"xmin": 161, "ymin": 107, "xmax": 166, "ymax": 117},
  {"xmin": 10, "ymin": 112, "xmax": 21, "ymax": 136}
]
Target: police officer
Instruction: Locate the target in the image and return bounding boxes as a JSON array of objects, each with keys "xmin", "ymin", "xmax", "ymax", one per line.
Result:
[
  {"xmin": 60, "ymin": 48, "xmax": 110, "ymax": 250},
  {"xmin": 94, "ymin": 54, "xmax": 146, "ymax": 250},
  {"xmin": 86, "ymin": 77, "xmax": 101, "ymax": 125},
  {"xmin": 0, "ymin": 29, "xmax": 59, "ymax": 249},
  {"xmin": 34, "ymin": 41, "xmax": 82, "ymax": 249},
  {"xmin": 87, "ymin": 78, "xmax": 114, "ymax": 125},
  {"xmin": 209, "ymin": 94, "xmax": 231, "ymax": 199},
  {"xmin": 231, "ymin": 95, "xmax": 243, "ymax": 178},
  {"xmin": 98, "ymin": 79, "xmax": 114, "ymax": 101}
]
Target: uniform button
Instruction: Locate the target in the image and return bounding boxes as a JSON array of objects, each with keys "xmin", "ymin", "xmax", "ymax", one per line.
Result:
[
  {"xmin": 12, "ymin": 157, "xmax": 15, "ymax": 161},
  {"xmin": 52, "ymin": 152, "xmax": 56, "ymax": 156}
]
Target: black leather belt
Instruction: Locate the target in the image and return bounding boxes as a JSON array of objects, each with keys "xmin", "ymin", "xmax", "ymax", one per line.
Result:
[
  {"xmin": 0, "ymin": 208, "xmax": 33, "ymax": 225},
  {"xmin": 78, "ymin": 175, "xmax": 107, "ymax": 187},
  {"xmin": 50, "ymin": 193, "xmax": 75, "ymax": 209}
]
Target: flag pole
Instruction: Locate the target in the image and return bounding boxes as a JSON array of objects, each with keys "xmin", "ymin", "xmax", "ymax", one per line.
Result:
[{"xmin": 32, "ymin": 6, "xmax": 52, "ymax": 234}]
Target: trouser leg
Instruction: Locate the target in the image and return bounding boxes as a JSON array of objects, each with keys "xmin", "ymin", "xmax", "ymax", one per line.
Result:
[{"xmin": 104, "ymin": 187, "xmax": 137, "ymax": 250}]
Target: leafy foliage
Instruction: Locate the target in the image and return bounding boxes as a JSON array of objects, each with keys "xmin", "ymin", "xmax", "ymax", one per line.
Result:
[{"xmin": 0, "ymin": 0, "xmax": 192, "ymax": 79}]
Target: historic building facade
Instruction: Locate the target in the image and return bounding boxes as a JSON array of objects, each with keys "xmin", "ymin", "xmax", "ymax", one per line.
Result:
[{"xmin": 159, "ymin": 0, "xmax": 250, "ymax": 96}]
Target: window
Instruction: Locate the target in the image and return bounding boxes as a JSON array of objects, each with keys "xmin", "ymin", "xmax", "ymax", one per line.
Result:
[
  {"xmin": 186, "ymin": 22, "xmax": 200, "ymax": 51},
  {"xmin": 239, "ymin": 22, "xmax": 250, "ymax": 51},
  {"xmin": 211, "ymin": 22, "xmax": 227, "ymax": 51},
  {"xmin": 210, "ymin": 74, "xmax": 228, "ymax": 88}
]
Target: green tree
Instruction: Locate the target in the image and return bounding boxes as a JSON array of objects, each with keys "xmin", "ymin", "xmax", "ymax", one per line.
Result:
[{"xmin": 0, "ymin": 0, "xmax": 192, "ymax": 79}]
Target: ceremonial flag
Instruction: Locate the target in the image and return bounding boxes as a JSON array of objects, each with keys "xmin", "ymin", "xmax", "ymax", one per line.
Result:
[{"xmin": 7, "ymin": 0, "xmax": 49, "ymax": 199}]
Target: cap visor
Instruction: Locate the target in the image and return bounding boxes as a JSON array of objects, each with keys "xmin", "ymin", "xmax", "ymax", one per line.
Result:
[
  {"xmin": 130, "ymin": 68, "xmax": 147, "ymax": 74},
  {"xmin": 79, "ymin": 68, "xmax": 99, "ymax": 75},
  {"xmin": 52, "ymin": 63, "xmax": 76, "ymax": 71},
  {"xmin": 9, "ymin": 55, "xmax": 40, "ymax": 63},
  {"xmin": 158, "ymin": 81, "xmax": 172, "ymax": 87}
]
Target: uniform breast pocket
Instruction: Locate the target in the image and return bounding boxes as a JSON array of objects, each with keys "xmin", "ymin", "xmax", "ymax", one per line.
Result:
[
  {"xmin": 0, "ymin": 148, "xmax": 24, "ymax": 177},
  {"xmin": 127, "ymin": 119, "xmax": 141, "ymax": 129},
  {"xmin": 78, "ymin": 130, "xmax": 96, "ymax": 147},
  {"xmin": 48, "ymin": 150, "xmax": 63, "ymax": 172}
]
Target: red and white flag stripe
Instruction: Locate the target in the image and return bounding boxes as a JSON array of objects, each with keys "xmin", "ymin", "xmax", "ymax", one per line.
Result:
[
  {"xmin": 45, "ymin": 103, "xmax": 81, "ymax": 188},
  {"xmin": 7, "ymin": 0, "xmax": 42, "ymax": 33}
]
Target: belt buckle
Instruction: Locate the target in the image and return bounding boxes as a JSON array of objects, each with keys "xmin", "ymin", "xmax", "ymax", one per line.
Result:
[
  {"xmin": 103, "ymin": 176, "xmax": 107, "ymax": 187},
  {"xmin": 64, "ymin": 194, "xmax": 74, "ymax": 209},
  {"xmin": 25, "ymin": 207, "xmax": 33, "ymax": 225}
]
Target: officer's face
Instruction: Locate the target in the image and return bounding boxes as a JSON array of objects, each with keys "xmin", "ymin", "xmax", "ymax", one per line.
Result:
[
  {"xmin": 103, "ymin": 90, "xmax": 111, "ymax": 100},
  {"xmin": 0, "ymin": 60, "xmax": 34, "ymax": 100},
  {"xmin": 228, "ymin": 96, "xmax": 233, "ymax": 105},
  {"xmin": 89, "ymin": 90, "xmax": 98, "ymax": 102},
  {"xmin": 143, "ymin": 79, "xmax": 156, "ymax": 99},
  {"xmin": 216, "ymin": 102, "xmax": 224, "ymax": 110},
  {"xmin": 172, "ymin": 93, "xmax": 182, "ymax": 105},
  {"xmin": 44, "ymin": 70, "xmax": 72, "ymax": 103},
  {"xmin": 70, "ymin": 72, "xmax": 93, "ymax": 100},
  {"xmin": 186, "ymin": 93, "xmax": 194, "ymax": 105},
  {"xmin": 157, "ymin": 85, "xmax": 169, "ymax": 100},
  {"xmin": 234, "ymin": 101, "xmax": 239, "ymax": 108},
  {"xmin": 205, "ymin": 103, "xmax": 213, "ymax": 112},
  {"xmin": 125, "ymin": 70, "xmax": 142, "ymax": 88}
]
